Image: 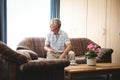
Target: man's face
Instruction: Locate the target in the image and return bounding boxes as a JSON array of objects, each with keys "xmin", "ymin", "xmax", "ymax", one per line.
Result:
[{"xmin": 50, "ymin": 23, "xmax": 58, "ymax": 32}]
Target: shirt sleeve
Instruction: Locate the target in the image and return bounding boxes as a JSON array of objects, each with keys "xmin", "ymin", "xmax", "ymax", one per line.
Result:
[
  {"xmin": 64, "ymin": 32, "xmax": 71, "ymax": 44},
  {"xmin": 45, "ymin": 33, "xmax": 50, "ymax": 45}
]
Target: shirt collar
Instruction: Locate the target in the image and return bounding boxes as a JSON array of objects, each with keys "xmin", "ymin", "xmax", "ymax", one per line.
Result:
[{"xmin": 51, "ymin": 30, "xmax": 61, "ymax": 35}]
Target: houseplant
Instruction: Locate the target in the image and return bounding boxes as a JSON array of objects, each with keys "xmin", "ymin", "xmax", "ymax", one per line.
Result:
[{"xmin": 85, "ymin": 43, "xmax": 101, "ymax": 65}]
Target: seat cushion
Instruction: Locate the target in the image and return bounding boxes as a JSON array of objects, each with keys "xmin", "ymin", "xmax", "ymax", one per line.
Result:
[{"xmin": 75, "ymin": 56, "xmax": 86, "ymax": 64}]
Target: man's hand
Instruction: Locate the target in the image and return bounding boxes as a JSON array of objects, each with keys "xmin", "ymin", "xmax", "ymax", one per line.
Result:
[
  {"xmin": 59, "ymin": 52, "xmax": 66, "ymax": 59},
  {"xmin": 44, "ymin": 44, "xmax": 54, "ymax": 54},
  {"xmin": 48, "ymin": 48, "xmax": 54, "ymax": 54}
]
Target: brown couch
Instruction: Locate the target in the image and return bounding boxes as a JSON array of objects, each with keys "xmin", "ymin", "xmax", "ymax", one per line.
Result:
[
  {"xmin": 17, "ymin": 37, "xmax": 113, "ymax": 64},
  {"xmin": 0, "ymin": 37, "xmax": 113, "ymax": 80},
  {"xmin": 0, "ymin": 41, "xmax": 69, "ymax": 80}
]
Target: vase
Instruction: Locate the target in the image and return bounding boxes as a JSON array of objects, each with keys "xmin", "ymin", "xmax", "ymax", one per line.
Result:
[{"xmin": 87, "ymin": 57, "xmax": 96, "ymax": 66}]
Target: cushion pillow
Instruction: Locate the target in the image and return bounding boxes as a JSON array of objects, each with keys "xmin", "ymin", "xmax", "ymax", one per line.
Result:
[
  {"xmin": 16, "ymin": 50, "xmax": 38, "ymax": 60},
  {"xmin": 0, "ymin": 41, "xmax": 28, "ymax": 64},
  {"xmin": 16, "ymin": 50, "xmax": 32, "ymax": 60},
  {"xmin": 97, "ymin": 48, "xmax": 113, "ymax": 58}
]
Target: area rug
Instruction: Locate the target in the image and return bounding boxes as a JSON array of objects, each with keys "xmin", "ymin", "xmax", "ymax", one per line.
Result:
[
  {"xmin": 65, "ymin": 75, "xmax": 107, "ymax": 80},
  {"xmin": 75, "ymin": 76, "xmax": 107, "ymax": 80}
]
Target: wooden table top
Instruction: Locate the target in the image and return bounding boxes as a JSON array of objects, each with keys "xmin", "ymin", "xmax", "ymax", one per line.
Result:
[{"xmin": 65, "ymin": 63, "xmax": 120, "ymax": 73}]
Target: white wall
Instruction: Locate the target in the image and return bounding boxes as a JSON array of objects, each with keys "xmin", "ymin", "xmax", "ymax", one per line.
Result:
[
  {"xmin": 60, "ymin": 0, "xmax": 87, "ymax": 38},
  {"xmin": 60, "ymin": 0, "xmax": 106, "ymax": 47},
  {"xmin": 60, "ymin": 0, "xmax": 120, "ymax": 64}
]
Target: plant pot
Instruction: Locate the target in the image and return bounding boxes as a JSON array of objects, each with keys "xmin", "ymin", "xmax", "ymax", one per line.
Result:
[{"xmin": 87, "ymin": 57, "xmax": 96, "ymax": 66}]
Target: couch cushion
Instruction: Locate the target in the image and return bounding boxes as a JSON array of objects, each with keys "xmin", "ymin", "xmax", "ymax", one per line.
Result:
[
  {"xmin": 0, "ymin": 41, "xmax": 28, "ymax": 64},
  {"xmin": 19, "ymin": 59, "xmax": 70, "ymax": 72},
  {"xmin": 17, "ymin": 37, "xmax": 47, "ymax": 58},
  {"xmin": 75, "ymin": 56, "xmax": 86, "ymax": 64},
  {"xmin": 70, "ymin": 38, "xmax": 84, "ymax": 56},
  {"xmin": 97, "ymin": 48, "xmax": 113, "ymax": 59},
  {"xmin": 70, "ymin": 38, "xmax": 101, "ymax": 56},
  {"xmin": 16, "ymin": 50, "xmax": 32, "ymax": 60},
  {"xmin": 16, "ymin": 50, "xmax": 38, "ymax": 60}
]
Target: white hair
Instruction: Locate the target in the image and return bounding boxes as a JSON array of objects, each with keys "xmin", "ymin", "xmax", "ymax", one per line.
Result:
[{"xmin": 51, "ymin": 18, "xmax": 61, "ymax": 28}]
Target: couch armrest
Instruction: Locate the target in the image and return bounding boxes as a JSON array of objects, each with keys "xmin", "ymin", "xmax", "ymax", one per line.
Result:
[
  {"xmin": 0, "ymin": 41, "xmax": 28, "ymax": 65},
  {"xmin": 0, "ymin": 57, "xmax": 19, "ymax": 80},
  {"xmin": 19, "ymin": 59, "xmax": 70, "ymax": 72},
  {"xmin": 97, "ymin": 48, "xmax": 113, "ymax": 63}
]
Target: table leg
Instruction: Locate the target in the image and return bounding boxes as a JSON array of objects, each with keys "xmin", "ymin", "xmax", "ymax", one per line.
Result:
[
  {"xmin": 67, "ymin": 73, "xmax": 72, "ymax": 80},
  {"xmin": 112, "ymin": 73, "xmax": 120, "ymax": 80}
]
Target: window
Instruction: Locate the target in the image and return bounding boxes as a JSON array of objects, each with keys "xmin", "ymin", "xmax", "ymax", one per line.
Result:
[{"xmin": 7, "ymin": 0, "xmax": 50, "ymax": 50}]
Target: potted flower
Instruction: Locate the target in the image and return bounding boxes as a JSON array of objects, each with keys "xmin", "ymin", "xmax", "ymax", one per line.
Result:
[{"xmin": 85, "ymin": 43, "xmax": 101, "ymax": 65}]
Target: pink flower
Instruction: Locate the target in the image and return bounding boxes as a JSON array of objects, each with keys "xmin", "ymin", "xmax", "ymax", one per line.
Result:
[
  {"xmin": 87, "ymin": 43, "xmax": 100, "ymax": 53},
  {"xmin": 85, "ymin": 43, "xmax": 101, "ymax": 59},
  {"xmin": 87, "ymin": 43, "xmax": 95, "ymax": 51}
]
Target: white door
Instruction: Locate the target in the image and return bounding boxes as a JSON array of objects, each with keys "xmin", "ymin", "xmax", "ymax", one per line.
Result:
[
  {"xmin": 87, "ymin": 0, "xmax": 107, "ymax": 47},
  {"xmin": 106, "ymin": 0, "xmax": 120, "ymax": 64}
]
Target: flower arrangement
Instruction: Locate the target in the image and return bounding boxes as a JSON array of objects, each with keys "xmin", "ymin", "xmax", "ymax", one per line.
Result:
[{"xmin": 85, "ymin": 43, "xmax": 101, "ymax": 59}]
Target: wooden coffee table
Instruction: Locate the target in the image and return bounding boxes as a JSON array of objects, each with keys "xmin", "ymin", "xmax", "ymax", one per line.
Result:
[{"xmin": 65, "ymin": 63, "xmax": 120, "ymax": 80}]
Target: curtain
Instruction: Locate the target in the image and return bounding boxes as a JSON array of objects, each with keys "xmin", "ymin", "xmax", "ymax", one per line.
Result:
[
  {"xmin": 50, "ymin": 0, "xmax": 60, "ymax": 19},
  {"xmin": 0, "ymin": 0, "xmax": 7, "ymax": 43}
]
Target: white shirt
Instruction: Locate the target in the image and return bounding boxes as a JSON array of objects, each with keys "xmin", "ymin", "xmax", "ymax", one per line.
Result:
[{"xmin": 45, "ymin": 30, "xmax": 70, "ymax": 52}]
